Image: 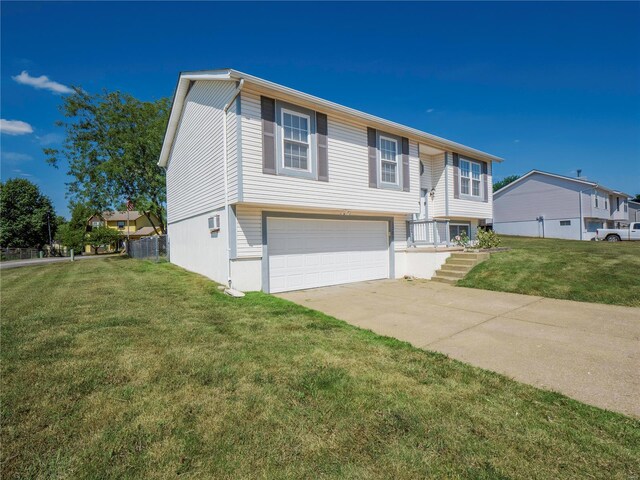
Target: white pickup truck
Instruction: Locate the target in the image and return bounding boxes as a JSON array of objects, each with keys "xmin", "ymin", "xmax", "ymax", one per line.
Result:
[{"xmin": 596, "ymin": 222, "xmax": 640, "ymax": 241}]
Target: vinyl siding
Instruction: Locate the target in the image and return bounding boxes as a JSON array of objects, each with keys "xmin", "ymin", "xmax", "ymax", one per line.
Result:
[
  {"xmin": 235, "ymin": 204, "xmax": 408, "ymax": 259},
  {"xmin": 493, "ymin": 173, "xmax": 591, "ymax": 224},
  {"xmin": 447, "ymin": 158, "xmax": 493, "ymax": 219},
  {"xmin": 239, "ymin": 89, "xmax": 420, "ymax": 214},
  {"xmin": 166, "ymin": 80, "xmax": 238, "ymax": 224},
  {"xmin": 419, "ymin": 152, "xmax": 446, "ymax": 218}
]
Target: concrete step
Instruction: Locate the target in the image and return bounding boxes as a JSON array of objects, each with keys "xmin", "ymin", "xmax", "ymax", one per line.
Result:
[
  {"xmin": 431, "ymin": 275, "xmax": 458, "ymax": 285},
  {"xmin": 446, "ymin": 258, "xmax": 477, "ymax": 266},
  {"xmin": 450, "ymin": 252, "xmax": 490, "ymax": 261},
  {"xmin": 439, "ymin": 263, "xmax": 470, "ymax": 272},
  {"xmin": 435, "ymin": 269, "xmax": 466, "ymax": 279}
]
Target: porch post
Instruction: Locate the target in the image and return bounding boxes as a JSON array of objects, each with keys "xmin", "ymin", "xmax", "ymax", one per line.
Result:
[
  {"xmin": 432, "ymin": 221, "xmax": 438, "ymax": 245},
  {"xmin": 446, "ymin": 220, "xmax": 451, "ymax": 246}
]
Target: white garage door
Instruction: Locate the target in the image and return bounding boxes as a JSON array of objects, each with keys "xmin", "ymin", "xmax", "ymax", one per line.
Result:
[{"xmin": 267, "ymin": 217, "xmax": 390, "ymax": 293}]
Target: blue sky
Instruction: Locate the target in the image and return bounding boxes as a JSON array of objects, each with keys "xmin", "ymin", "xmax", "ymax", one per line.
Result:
[{"xmin": 2, "ymin": 1, "xmax": 639, "ymax": 217}]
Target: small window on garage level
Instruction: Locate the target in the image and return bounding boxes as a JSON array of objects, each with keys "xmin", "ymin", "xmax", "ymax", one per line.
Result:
[{"xmin": 560, "ymin": 220, "xmax": 571, "ymax": 226}]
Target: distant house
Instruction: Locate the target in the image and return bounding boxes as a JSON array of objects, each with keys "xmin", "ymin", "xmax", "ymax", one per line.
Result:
[
  {"xmin": 493, "ymin": 170, "xmax": 630, "ymax": 241},
  {"xmin": 629, "ymin": 200, "xmax": 640, "ymax": 223},
  {"xmin": 86, "ymin": 211, "xmax": 161, "ymax": 253}
]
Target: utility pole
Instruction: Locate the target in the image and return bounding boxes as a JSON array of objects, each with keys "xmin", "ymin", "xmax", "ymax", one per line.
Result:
[{"xmin": 47, "ymin": 212, "xmax": 53, "ymax": 249}]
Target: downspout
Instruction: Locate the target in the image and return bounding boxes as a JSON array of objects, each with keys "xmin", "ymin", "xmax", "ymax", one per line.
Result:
[{"xmin": 222, "ymin": 79, "xmax": 245, "ymax": 288}]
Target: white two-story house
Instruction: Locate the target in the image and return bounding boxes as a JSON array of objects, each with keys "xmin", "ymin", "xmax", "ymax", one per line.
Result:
[{"xmin": 159, "ymin": 69, "xmax": 502, "ymax": 293}]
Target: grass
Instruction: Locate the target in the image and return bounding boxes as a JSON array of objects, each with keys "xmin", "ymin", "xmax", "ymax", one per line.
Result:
[
  {"xmin": 2, "ymin": 258, "xmax": 639, "ymax": 479},
  {"xmin": 459, "ymin": 236, "xmax": 640, "ymax": 307}
]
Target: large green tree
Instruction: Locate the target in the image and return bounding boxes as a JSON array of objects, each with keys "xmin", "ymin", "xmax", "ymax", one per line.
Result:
[
  {"xmin": 0, "ymin": 178, "xmax": 57, "ymax": 248},
  {"xmin": 493, "ymin": 175, "xmax": 520, "ymax": 192},
  {"xmin": 45, "ymin": 88, "xmax": 170, "ymax": 233},
  {"xmin": 86, "ymin": 226, "xmax": 121, "ymax": 255}
]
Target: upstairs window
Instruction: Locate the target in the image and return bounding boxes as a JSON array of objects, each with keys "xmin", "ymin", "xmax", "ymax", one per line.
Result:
[
  {"xmin": 594, "ymin": 195, "xmax": 599, "ymax": 208},
  {"xmin": 117, "ymin": 221, "xmax": 125, "ymax": 230},
  {"xmin": 282, "ymin": 110, "xmax": 310, "ymax": 171},
  {"xmin": 379, "ymin": 136, "xmax": 398, "ymax": 185},
  {"xmin": 460, "ymin": 159, "xmax": 481, "ymax": 198}
]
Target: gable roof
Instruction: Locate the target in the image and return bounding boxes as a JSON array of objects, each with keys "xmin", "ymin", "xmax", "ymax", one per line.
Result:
[
  {"xmin": 493, "ymin": 170, "xmax": 631, "ymax": 198},
  {"xmin": 101, "ymin": 211, "xmax": 144, "ymax": 222},
  {"xmin": 158, "ymin": 68, "xmax": 503, "ymax": 168}
]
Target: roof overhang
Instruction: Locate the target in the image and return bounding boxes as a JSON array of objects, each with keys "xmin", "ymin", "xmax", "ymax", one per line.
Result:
[{"xmin": 158, "ymin": 68, "xmax": 504, "ymax": 168}]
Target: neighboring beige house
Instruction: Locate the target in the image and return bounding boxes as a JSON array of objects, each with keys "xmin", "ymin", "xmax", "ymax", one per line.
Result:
[
  {"xmin": 85, "ymin": 211, "xmax": 161, "ymax": 253},
  {"xmin": 158, "ymin": 69, "xmax": 502, "ymax": 293},
  {"xmin": 493, "ymin": 170, "xmax": 631, "ymax": 241}
]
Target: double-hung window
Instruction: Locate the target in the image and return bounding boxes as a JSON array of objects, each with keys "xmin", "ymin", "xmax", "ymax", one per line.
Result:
[
  {"xmin": 282, "ymin": 110, "xmax": 310, "ymax": 171},
  {"xmin": 460, "ymin": 159, "xmax": 481, "ymax": 198},
  {"xmin": 379, "ymin": 136, "xmax": 399, "ymax": 185}
]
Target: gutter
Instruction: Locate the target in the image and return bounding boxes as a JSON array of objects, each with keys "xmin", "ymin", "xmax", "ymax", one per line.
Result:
[{"xmin": 222, "ymin": 79, "xmax": 245, "ymax": 288}]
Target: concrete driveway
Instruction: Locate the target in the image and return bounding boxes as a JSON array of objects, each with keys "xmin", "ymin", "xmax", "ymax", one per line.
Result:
[{"xmin": 278, "ymin": 280, "xmax": 640, "ymax": 418}]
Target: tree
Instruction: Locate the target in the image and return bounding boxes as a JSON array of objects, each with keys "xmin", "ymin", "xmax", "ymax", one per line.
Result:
[
  {"xmin": 0, "ymin": 178, "xmax": 57, "ymax": 248},
  {"xmin": 493, "ymin": 175, "xmax": 520, "ymax": 192},
  {"xmin": 86, "ymin": 226, "xmax": 121, "ymax": 255},
  {"xmin": 55, "ymin": 223, "xmax": 86, "ymax": 253},
  {"xmin": 633, "ymin": 194, "xmax": 640, "ymax": 202},
  {"xmin": 45, "ymin": 88, "xmax": 170, "ymax": 234}
]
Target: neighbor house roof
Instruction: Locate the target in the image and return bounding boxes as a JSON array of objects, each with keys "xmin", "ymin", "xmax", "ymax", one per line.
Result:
[
  {"xmin": 102, "ymin": 211, "xmax": 144, "ymax": 222},
  {"xmin": 132, "ymin": 226, "xmax": 158, "ymax": 236},
  {"xmin": 493, "ymin": 170, "xmax": 632, "ymax": 198},
  {"xmin": 158, "ymin": 68, "xmax": 504, "ymax": 168}
]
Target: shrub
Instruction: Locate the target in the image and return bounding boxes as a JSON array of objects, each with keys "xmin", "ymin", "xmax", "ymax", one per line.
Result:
[
  {"xmin": 453, "ymin": 232, "xmax": 470, "ymax": 247},
  {"xmin": 476, "ymin": 229, "xmax": 501, "ymax": 249}
]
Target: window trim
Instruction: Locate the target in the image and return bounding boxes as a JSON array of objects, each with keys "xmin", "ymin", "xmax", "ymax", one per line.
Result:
[
  {"xmin": 280, "ymin": 107, "xmax": 312, "ymax": 173},
  {"xmin": 459, "ymin": 158, "xmax": 482, "ymax": 199},
  {"xmin": 378, "ymin": 135, "xmax": 400, "ymax": 187}
]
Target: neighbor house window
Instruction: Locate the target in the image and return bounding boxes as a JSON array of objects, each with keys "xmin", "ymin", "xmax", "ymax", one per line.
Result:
[
  {"xmin": 92, "ymin": 221, "xmax": 102, "ymax": 228},
  {"xmin": 560, "ymin": 220, "xmax": 571, "ymax": 226},
  {"xmin": 117, "ymin": 221, "xmax": 125, "ymax": 230},
  {"xmin": 616, "ymin": 197, "xmax": 620, "ymax": 210},
  {"xmin": 460, "ymin": 159, "xmax": 481, "ymax": 197},
  {"xmin": 594, "ymin": 195, "xmax": 599, "ymax": 208},
  {"xmin": 282, "ymin": 109, "xmax": 310, "ymax": 171},
  {"xmin": 605, "ymin": 199, "xmax": 608, "ymax": 209},
  {"xmin": 379, "ymin": 136, "xmax": 399, "ymax": 185}
]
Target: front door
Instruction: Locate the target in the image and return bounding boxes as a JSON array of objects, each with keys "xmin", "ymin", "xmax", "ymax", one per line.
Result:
[{"xmin": 419, "ymin": 189, "xmax": 429, "ymax": 219}]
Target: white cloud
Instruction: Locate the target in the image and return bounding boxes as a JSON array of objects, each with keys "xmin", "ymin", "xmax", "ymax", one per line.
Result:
[
  {"xmin": 426, "ymin": 108, "xmax": 435, "ymax": 113},
  {"xmin": 2, "ymin": 152, "xmax": 33, "ymax": 162},
  {"xmin": 0, "ymin": 119, "xmax": 34, "ymax": 135},
  {"xmin": 36, "ymin": 133, "xmax": 63, "ymax": 145},
  {"xmin": 12, "ymin": 70, "xmax": 73, "ymax": 94}
]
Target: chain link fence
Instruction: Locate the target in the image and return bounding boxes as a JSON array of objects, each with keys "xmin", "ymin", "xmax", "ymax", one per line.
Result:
[{"xmin": 128, "ymin": 235, "xmax": 168, "ymax": 262}]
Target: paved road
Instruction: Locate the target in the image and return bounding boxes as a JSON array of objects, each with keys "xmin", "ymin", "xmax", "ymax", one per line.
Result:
[
  {"xmin": 0, "ymin": 254, "xmax": 120, "ymax": 270},
  {"xmin": 278, "ymin": 279, "xmax": 640, "ymax": 418}
]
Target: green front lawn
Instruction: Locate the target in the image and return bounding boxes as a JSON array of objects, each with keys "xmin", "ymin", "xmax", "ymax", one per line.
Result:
[
  {"xmin": 459, "ymin": 236, "xmax": 640, "ymax": 307},
  {"xmin": 2, "ymin": 258, "xmax": 638, "ymax": 479}
]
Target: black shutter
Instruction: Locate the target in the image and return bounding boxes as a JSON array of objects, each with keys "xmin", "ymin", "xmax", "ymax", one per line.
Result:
[
  {"xmin": 402, "ymin": 137, "xmax": 410, "ymax": 192},
  {"xmin": 316, "ymin": 112, "xmax": 328, "ymax": 182},
  {"xmin": 261, "ymin": 96, "xmax": 276, "ymax": 175},
  {"xmin": 452, "ymin": 153, "xmax": 460, "ymax": 199},
  {"xmin": 482, "ymin": 161, "xmax": 489, "ymax": 202},
  {"xmin": 367, "ymin": 128, "xmax": 377, "ymax": 188}
]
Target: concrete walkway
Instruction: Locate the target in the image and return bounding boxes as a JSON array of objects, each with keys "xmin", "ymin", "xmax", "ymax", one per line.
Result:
[{"xmin": 278, "ymin": 280, "xmax": 640, "ymax": 418}]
